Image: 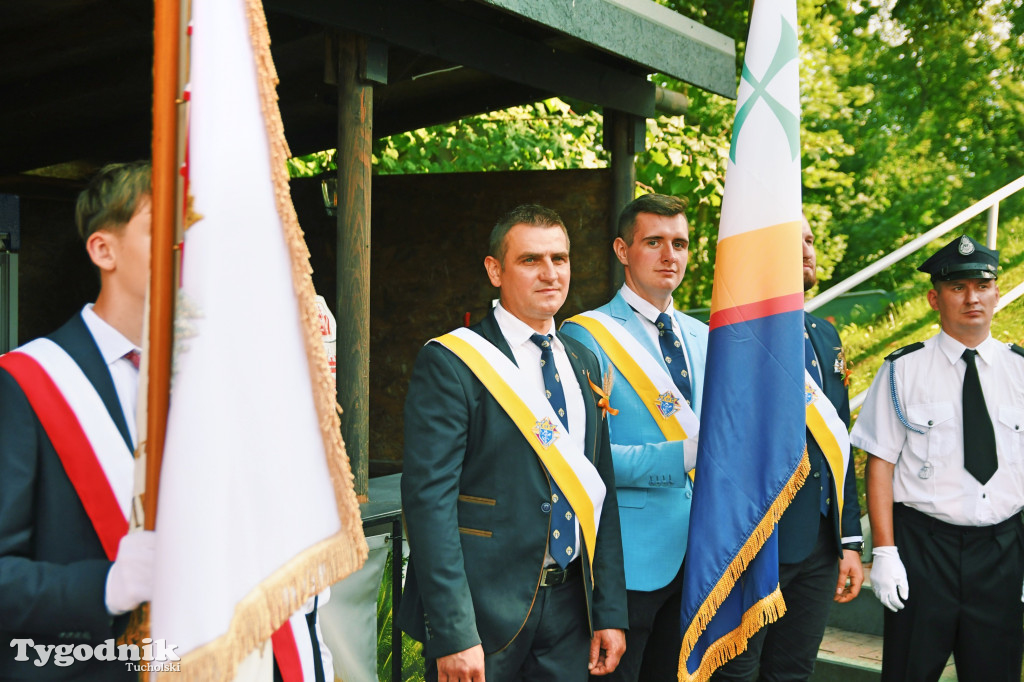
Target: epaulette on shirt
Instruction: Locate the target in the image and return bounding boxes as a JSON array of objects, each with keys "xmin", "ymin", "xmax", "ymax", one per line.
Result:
[
  {"xmin": 1010, "ymin": 343, "xmax": 1024, "ymax": 359},
  {"xmin": 885, "ymin": 342, "xmax": 925, "ymax": 362}
]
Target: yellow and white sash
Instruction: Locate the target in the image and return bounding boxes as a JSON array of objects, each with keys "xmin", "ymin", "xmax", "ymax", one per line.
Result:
[
  {"xmin": 804, "ymin": 369, "xmax": 850, "ymax": 520},
  {"xmin": 563, "ymin": 311, "xmax": 699, "ymax": 443},
  {"xmin": 431, "ymin": 327, "xmax": 606, "ymax": 577}
]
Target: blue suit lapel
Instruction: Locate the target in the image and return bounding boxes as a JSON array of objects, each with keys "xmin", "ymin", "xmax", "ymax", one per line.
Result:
[
  {"xmin": 805, "ymin": 314, "xmax": 839, "ymax": 402},
  {"xmin": 48, "ymin": 312, "xmax": 134, "ymax": 452},
  {"xmin": 607, "ymin": 292, "xmax": 663, "ymax": 363}
]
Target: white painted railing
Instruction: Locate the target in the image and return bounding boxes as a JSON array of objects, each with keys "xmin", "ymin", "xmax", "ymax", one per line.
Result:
[{"xmin": 805, "ymin": 174, "xmax": 1024, "ymax": 411}]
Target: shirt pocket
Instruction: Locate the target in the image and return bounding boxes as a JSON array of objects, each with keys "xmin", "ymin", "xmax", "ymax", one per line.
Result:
[
  {"xmin": 906, "ymin": 402, "xmax": 956, "ymax": 464},
  {"xmin": 997, "ymin": 406, "xmax": 1024, "ymax": 465}
]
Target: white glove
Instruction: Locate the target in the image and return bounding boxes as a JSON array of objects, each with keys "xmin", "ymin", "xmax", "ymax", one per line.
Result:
[
  {"xmin": 105, "ymin": 530, "xmax": 157, "ymax": 615},
  {"xmin": 683, "ymin": 436, "xmax": 699, "ymax": 474},
  {"xmin": 871, "ymin": 545, "xmax": 909, "ymax": 612}
]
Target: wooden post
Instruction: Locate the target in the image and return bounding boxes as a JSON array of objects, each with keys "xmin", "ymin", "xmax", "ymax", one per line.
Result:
[
  {"xmin": 607, "ymin": 109, "xmax": 636, "ymax": 296},
  {"xmin": 146, "ymin": 0, "xmax": 184, "ymax": 527},
  {"xmin": 337, "ymin": 32, "xmax": 372, "ymax": 500}
]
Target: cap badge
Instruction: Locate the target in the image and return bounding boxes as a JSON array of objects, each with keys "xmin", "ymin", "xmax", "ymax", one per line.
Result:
[{"xmin": 958, "ymin": 236, "xmax": 975, "ymax": 255}]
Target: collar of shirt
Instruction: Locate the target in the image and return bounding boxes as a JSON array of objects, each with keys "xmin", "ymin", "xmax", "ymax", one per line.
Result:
[
  {"xmin": 619, "ymin": 282, "xmax": 685, "ymax": 342},
  {"xmin": 936, "ymin": 330, "xmax": 997, "ymax": 367},
  {"xmin": 619, "ymin": 283, "xmax": 674, "ymax": 324},
  {"xmin": 81, "ymin": 304, "xmax": 139, "ymax": 367},
  {"xmin": 493, "ymin": 303, "xmax": 561, "ymax": 353}
]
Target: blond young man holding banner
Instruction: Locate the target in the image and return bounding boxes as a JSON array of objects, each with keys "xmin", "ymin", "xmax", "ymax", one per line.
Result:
[
  {"xmin": 561, "ymin": 193, "xmax": 708, "ymax": 682},
  {"xmin": 0, "ymin": 163, "xmax": 332, "ymax": 682},
  {"xmin": 399, "ymin": 204, "xmax": 628, "ymax": 682},
  {"xmin": 0, "ymin": 162, "xmax": 155, "ymax": 680},
  {"xmin": 712, "ymin": 216, "xmax": 863, "ymax": 682}
]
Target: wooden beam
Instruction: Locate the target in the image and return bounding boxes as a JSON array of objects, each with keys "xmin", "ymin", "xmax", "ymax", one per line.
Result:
[
  {"xmin": 267, "ymin": 0, "xmax": 656, "ymax": 118},
  {"xmin": 336, "ymin": 32, "xmax": 372, "ymax": 500}
]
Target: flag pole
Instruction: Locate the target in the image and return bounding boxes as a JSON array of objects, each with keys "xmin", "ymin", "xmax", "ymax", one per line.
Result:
[{"xmin": 146, "ymin": 0, "xmax": 182, "ymax": 529}]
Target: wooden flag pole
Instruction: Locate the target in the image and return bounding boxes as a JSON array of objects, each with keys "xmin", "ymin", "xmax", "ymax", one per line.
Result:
[{"xmin": 146, "ymin": 0, "xmax": 182, "ymax": 530}]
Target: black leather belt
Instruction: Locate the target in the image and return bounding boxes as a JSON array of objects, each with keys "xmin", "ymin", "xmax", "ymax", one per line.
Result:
[{"xmin": 540, "ymin": 560, "xmax": 581, "ymax": 587}]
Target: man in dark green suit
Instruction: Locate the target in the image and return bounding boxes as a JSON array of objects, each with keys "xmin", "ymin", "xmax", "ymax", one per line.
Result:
[{"xmin": 399, "ymin": 205, "xmax": 628, "ymax": 682}]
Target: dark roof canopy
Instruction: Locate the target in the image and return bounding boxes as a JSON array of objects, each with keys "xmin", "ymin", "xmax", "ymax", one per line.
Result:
[{"xmin": 0, "ymin": 0, "xmax": 735, "ymax": 176}]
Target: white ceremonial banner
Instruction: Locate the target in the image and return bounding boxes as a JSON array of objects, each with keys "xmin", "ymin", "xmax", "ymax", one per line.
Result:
[{"xmin": 150, "ymin": 0, "xmax": 366, "ymax": 679}]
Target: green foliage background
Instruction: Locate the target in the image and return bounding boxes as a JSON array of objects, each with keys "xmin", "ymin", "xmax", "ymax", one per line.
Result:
[{"xmin": 289, "ymin": 0, "xmax": 1024, "ymax": 309}]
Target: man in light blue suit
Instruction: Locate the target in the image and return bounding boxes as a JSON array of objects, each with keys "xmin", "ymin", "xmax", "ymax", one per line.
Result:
[{"xmin": 563, "ymin": 193, "xmax": 708, "ymax": 682}]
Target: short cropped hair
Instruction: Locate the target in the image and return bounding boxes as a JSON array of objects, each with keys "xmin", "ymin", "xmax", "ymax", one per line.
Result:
[
  {"xmin": 488, "ymin": 204, "xmax": 570, "ymax": 264},
  {"xmin": 617, "ymin": 193, "xmax": 688, "ymax": 244},
  {"xmin": 75, "ymin": 161, "xmax": 152, "ymax": 241}
]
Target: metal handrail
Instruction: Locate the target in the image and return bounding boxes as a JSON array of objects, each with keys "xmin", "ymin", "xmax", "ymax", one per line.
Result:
[
  {"xmin": 806, "ymin": 173, "xmax": 1024, "ymax": 412},
  {"xmin": 806, "ymin": 174, "xmax": 1024, "ymax": 313}
]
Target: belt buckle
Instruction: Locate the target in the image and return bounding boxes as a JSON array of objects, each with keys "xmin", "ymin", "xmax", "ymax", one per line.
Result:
[{"xmin": 540, "ymin": 564, "xmax": 565, "ymax": 587}]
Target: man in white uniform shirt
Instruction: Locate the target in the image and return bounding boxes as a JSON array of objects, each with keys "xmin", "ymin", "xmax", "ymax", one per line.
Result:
[{"xmin": 851, "ymin": 234, "xmax": 1024, "ymax": 682}]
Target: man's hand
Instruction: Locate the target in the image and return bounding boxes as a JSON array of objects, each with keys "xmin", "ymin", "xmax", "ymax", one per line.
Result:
[
  {"xmin": 834, "ymin": 549, "xmax": 864, "ymax": 603},
  {"xmin": 436, "ymin": 644, "xmax": 485, "ymax": 682},
  {"xmin": 870, "ymin": 545, "xmax": 909, "ymax": 612},
  {"xmin": 105, "ymin": 530, "xmax": 157, "ymax": 615},
  {"xmin": 589, "ymin": 628, "xmax": 626, "ymax": 676}
]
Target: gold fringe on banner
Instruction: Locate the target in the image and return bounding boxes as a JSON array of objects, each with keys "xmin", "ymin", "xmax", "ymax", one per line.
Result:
[
  {"xmin": 158, "ymin": 0, "xmax": 368, "ymax": 678},
  {"xmin": 163, "ymin": 536, "xmax": 362, "ymax": 682},
  {"xmin": 245, "ymin": 0, "xmax": 365, "ymax": 537},
  {"xmin": 676, "ymin": 449, "xmax": 811, "ymax": 682}
]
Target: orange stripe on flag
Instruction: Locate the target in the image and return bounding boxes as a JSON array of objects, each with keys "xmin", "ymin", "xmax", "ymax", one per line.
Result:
[
  {"xmin": 709, "ymin": 292, "xmax": 806, "ymax": 330},
  {"xmin": 710, "ymin": 220, "xmax": 803, "ymax": 314}
]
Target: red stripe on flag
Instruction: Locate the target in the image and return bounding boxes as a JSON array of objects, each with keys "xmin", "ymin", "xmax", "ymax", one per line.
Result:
[
  {"xmin": 0, "ymin": 352, "xmax": 128, "ymax": 560},
  {"xmin": 272, "ymin": 621, "xmax": 304, "ymax": 682},
  {"xmin": 708, "ymin": 291, "xmax": 805, "ymax": 331}
]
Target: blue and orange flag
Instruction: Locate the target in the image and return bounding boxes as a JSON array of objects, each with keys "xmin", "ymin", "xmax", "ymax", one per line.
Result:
[{"xmin": 678, "ymin": 1, "xmax": 808, "ymax": 679}]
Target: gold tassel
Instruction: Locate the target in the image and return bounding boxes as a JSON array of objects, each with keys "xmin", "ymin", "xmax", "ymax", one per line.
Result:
[{"xmin": 676, "ymin": 448, "xmax": 810, "ymax": 682}]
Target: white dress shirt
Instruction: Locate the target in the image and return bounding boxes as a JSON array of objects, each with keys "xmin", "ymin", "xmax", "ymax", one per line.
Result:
[
  {"xmin": 81, "ymin": 304, "xmax": 140, "ymax": 447},
  {"xmin": 493, "ymin": 303, "xmax": 585, "ymax": 562},
  {"xmin": 851, "ymin": 331, "xmax": 1024, "ymax": 526}
]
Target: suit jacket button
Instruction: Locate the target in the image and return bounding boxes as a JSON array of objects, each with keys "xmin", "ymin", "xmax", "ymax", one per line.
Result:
[
  {"xmin": 541, "ymin": 502, "xmax": 551, "ymax": 513},
  {"xmin": 685, "ymin": 490, "xmax": 692, "ymax": 499}
]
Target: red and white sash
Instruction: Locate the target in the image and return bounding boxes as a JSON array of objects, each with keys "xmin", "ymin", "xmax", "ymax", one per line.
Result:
[
  {"xmin": 272, "ymin": 594, "xmax": 331, "ymax": 682},
  {"xmin": 0, "ymin": 338, "xmax": 133, "ymax": 559}
]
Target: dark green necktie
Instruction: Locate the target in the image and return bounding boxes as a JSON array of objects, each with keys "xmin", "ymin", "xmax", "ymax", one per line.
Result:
[{"xmin": 962, "ymin": 349, "xmax": 998, "ymax": 484}]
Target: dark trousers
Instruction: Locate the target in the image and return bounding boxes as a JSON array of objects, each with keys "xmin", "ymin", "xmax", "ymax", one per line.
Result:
[
  {"xmin": 592, "ymin": 561, "xmax": 684, "ymax": 682},
  {"xmin": 711, "ymin": 518, "xmax": 839, "ymax": 682},
  {"xmin": 425, "ymin": 567, "xmax": 590, "ymax": 682},
  {"xmin": 881, "ymin": 504, "xmax": 1024, "ymax": 682}
]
